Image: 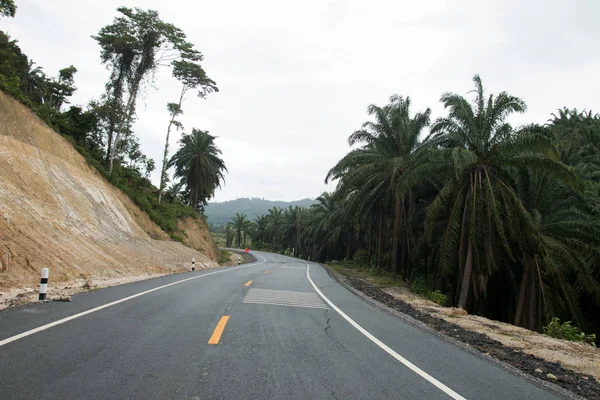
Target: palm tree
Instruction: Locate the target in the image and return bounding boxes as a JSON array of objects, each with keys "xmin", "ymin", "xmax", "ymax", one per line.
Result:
[
  {"xmin": 253, "ymin": 215, "xmax": 269, "ymax": 249},
  {"xmin": 164, "ymin": 180, "xmax": 185, "ymax": 203},
  {"xmin": 228, "ymin": 213, "xmax": 249, "ymax": 248},
  {"xmin": 284, "ymin": 206, "xmax": 304, "ymax": 256},
  {"xmin": 303, "ymin": 192, "xmax": 347, "ymax": 261},
  {"xmin": 508, "ymin": 171, "xmax": 600, "ymax": 330},
  {"xmin": 225, "ymin": 225, "xmax": 234, "ymax": 248},
  {"xmin": 327, "ymin": 95, "xmax": 431, "ymax": 280},
  {"xmin": 168, "ymin": 129, "xmax": 227, "ymax": 210},
  {"xmin": 266, "ymin": 207, "xmax": 284, "ymax": 250},
  {"xmin": 401, "ymin": 75, "xmax": 577, "ymax": 311},
  {"xmin": 23, "ymin": 60, "xmax": 47, "ymax": 103}
]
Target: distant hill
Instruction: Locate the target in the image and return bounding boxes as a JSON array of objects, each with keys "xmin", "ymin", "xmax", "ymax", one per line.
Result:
[{"xmin": 204, "ymin": 197, "xmax": 317, "ymax": 227}]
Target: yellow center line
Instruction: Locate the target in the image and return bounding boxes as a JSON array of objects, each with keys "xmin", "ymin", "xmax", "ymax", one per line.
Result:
[
  {"xmin": 244, "ymin": 280, "xmax": 253, "ymax": 287},
  {"xmin": 263, "ymin": 270, "xmax": 269, "ymax": 274},
  {"xmin": 208, "ymin": 316, "xmax": 230, "ymax": 345}
]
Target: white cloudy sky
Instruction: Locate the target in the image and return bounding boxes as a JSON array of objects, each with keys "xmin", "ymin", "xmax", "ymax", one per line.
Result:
[{"xmin": 3, "ymin": 0, "xmax": 600, "ymax": 201}]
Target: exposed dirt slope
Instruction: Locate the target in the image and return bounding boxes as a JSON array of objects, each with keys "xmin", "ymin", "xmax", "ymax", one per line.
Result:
[
  {"xmin": 177, "ymin": 216, "xmax": 220, "ymax": 261},
  {"xmin": 0, "ymin": 92, "xmax": 219, "ymax": 298}
]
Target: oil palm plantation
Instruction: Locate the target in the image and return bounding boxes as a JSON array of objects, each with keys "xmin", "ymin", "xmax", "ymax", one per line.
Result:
[
  {"xmin": 303, "ymin": 192, "xmax": 347, "ymax": 262},
  {"xmin": 228, "ymin": 213, "xmax": 251, "ymax": 248},
  {"xmin": 508, "ymin": 171, "xmax": 600, "ymax": 330},
  {"xmin": 283, "ymin": 206, "xmax": 305, "ymax": 256},
  {"xmin": 401, "ymin": 75, "xmax": 577, "ymax": 312},
  {"xmin": 327, "ymin": 95, "xmax": 431, "ymax": 280},
  {"xmin": 23, "ymin": 60, "xmax": 47, "ymax": 103},
  {"xmin": 266, "ymin": 207, "xmax": 284, "ymax": 250},
  {"xmin": 252, "ymin": 215, "xmax": 269, "ymax": 249},
  {"xmin": 168, "ymin": 129, "xmax": 227, "ymax": 211}
]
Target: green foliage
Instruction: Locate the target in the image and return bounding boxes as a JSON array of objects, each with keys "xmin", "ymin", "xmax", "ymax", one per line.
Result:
[
  {"xmin": 410, "ymin": 276, "xmax": 430, "ymax": 296},
  {"xmin": 429, "ymin": 291, "xmax": 449, "ymax": 307},
  {"xmin": 227, "ymin": 213, "xmax": 251, "ymax": 248},
  {"xmin": 169, "ymin": 129, "xmax": 227, "ymax": 211},
  {"xmin": 304, "ymin": 75, "xmax": 600, "ymax": 337},
  {"xmin": 410, "ymin": 277, "xmax": 448, "ymax": 306},
  {"xmin": 353, "ymin": 249, "xmax": 369, "ymax": 265},
  {"xmin": 544, "ymin": 317, "xmax": 596, "ymax": 346},
  {"xmin": 219, "ymin": 250, "xmax": 232, "ymax": 264},
  {"xmin": 0, "ymin": 0, "xmax": 16, "ymax": 18},
  {"xmin": 170, "ymin": 232, "xmax": 186, "ymax": 243}
]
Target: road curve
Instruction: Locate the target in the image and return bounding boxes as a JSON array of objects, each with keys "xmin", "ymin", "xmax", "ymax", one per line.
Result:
[{"xmin": 0, "ymin": 251, "xmax": 565, "ymax": 399}]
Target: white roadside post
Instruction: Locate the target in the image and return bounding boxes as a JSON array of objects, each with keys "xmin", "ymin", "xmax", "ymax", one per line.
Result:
[
  {"xmin": 238, "ymin": 256, "xmax": 241, "ymax": 265},
  {"xmin": 191, "ymin": 258, "xmax": 196, "ymax": 271},
  {"xmin": 39, "ymin": 268, "xmax": 49, "ymax": 301}
]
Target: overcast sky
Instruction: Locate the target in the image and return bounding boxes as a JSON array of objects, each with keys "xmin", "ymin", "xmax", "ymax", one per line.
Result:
[{"xmin": 3, "ymin": 0, "xmax": 600, "ymax": 202}]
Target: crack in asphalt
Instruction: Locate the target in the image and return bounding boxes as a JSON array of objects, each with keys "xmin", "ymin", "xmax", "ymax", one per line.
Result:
[{"xmin": 324, "ymin": 308, "xmax": 331, "ymax": 335}]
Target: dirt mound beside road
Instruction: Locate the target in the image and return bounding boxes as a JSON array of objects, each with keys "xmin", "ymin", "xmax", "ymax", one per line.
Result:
[{"xmin": 0, "ymin": 91, "xmax": 219, "ymax": 303}]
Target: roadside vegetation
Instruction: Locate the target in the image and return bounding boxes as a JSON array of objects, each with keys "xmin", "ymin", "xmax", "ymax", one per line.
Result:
[
  {"xmin": 218, "ymin": 76, "xmax": 600, "ymax": 343},
  {"xmin": 0, "ymin": 5, "xmax": 225, "ymax": 236}
]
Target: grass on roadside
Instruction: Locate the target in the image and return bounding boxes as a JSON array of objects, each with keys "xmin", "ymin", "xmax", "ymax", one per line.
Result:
[
  {"xmin": 219, "ymin": 250, "xmax": 232, "ymax": 265},
  {"xmin": 325, "ymin": 261, "xmax": 448, "ymax": 306}
]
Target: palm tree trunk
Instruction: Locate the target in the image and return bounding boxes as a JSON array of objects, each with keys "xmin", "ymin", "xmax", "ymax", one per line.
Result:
[
  {"xmin": 377, "ymin": 209, "xmax": 383, "ymax": 273},
  {"xmin": 514, "ymin": 260, "xmax": 529, "ymax": 326},
  {"xmin": 346, "ymin": 226, "xmax": 352, "ymax": 261},
  {"xmin": 296, "ymin": 223, "xmax": 300, "ymax": 257},
  {"xmin": 391, "ymin": 195, "xmax": 402, "ymax": 281},
  {"xmin": 458, "ymin": 238, "xmax": 473, "ymax": 310},
  {"xmin": 367, "ymin": 219, "xmax": 372, "ymax": 266}
]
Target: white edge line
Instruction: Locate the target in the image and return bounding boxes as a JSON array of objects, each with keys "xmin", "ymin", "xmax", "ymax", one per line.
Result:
[
  {"xmin": 305, "ymin": 262, "xmax": 467, "ymax": 400},
  {"xmin": 0, "ymin": 255, "xmax": 267, "ymax": 348}
]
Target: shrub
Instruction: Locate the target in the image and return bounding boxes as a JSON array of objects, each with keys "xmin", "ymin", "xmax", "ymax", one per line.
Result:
[
  {"xmin": 411, "ymin": 276, "xmax": 429, "ymax": 296},
  {"xmin": 219, "ymin": 251, "xmax": 231, "ymax": 264},
  {"xmin": 170, "ymin": 232, "xmax": 186, "ymax": 243},
  {"xmin": 429, "ymin": 290, "xmax": 448, "ymax": 306},
  {"xmin": 411, "ymin": 276, "xmax": 448, "ymax": 306},
  {"xmin": 543, "ymin": 317, "xmax": 596, "ymax": 346},
  {"xmin": 353, "ymin": 249, "xmax": 369, "ymax": 265}
]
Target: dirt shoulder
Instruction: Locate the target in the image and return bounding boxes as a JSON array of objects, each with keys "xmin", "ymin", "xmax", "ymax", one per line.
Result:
[
  {"xmin": 0, "ymin": 261, "xmax": 222, "ymax": 311},
  {"xmin": 327, "ymin": 266, "xmax": 600, "ymax": 400},
  {"xmin": 219, "ymin": 250, "xmax": 254, "ymax": 266}
]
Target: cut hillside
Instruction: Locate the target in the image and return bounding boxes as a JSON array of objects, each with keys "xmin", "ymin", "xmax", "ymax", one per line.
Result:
[{"xmin": 0, "ymin": 91, "xmax": 219, "ymax": 302}]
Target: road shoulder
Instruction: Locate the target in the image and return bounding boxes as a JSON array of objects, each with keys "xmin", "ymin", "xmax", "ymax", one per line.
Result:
[{"xmin": 320, "ymin": 263, "xmax": 598, "ymax": 400}]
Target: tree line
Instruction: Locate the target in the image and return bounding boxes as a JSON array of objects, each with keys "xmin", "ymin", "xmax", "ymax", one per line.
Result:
[
  {"xmin": 0, "ymin": 4, "xmax": 226, "ymax": 233},
  {"xmin": 229, "ymin": 76, "xmax": 600, "ymax": 335}
]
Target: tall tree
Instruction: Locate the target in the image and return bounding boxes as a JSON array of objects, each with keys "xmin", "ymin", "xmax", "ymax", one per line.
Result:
[
  {"xmin": 228, "ymin": 213, "xmax": 250, "ymax": 248},
  {"xmin": 0, "ymin": 0, "xmax": 16, "ymax": 18},
  {"xmin": 168, "ymin": 129, "xmax": 227, "ymax": 211},
  {"xmin": 23, "ymin": 61, "xmax": 46, "ymax": 103},
  {"xmin": 93, "ymin": 7, "xmax": 204, "ymax": 173},
  {"xmin": 328, "ymin": 95, "xmax": 431, "ymax": 280},
  {"xmin": 47, "ymin": 66, "xmax": 78, "ymax": 110},
  {"xmin": 266, "ymin": 207, "xmax": 284, "ymax": 249},
  {"xmin": 158, "ymin": 59, "xmax": 218, "ymax": 203},
  {"xmin": 401, "ymin": 75, "xmax": 577, "ymax": 311},
  {"xmin": 253, "ymin": 215, "xmax": 269, "ymax": 248},
  {"xmin": 284, "ymin": 206, "xmax": 304, "ymax": 256}
]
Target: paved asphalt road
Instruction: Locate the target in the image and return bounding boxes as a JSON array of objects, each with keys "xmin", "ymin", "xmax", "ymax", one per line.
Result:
[{"xmin": 0, "ymin": 251, "xmax": 565, "ymax": 400}]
